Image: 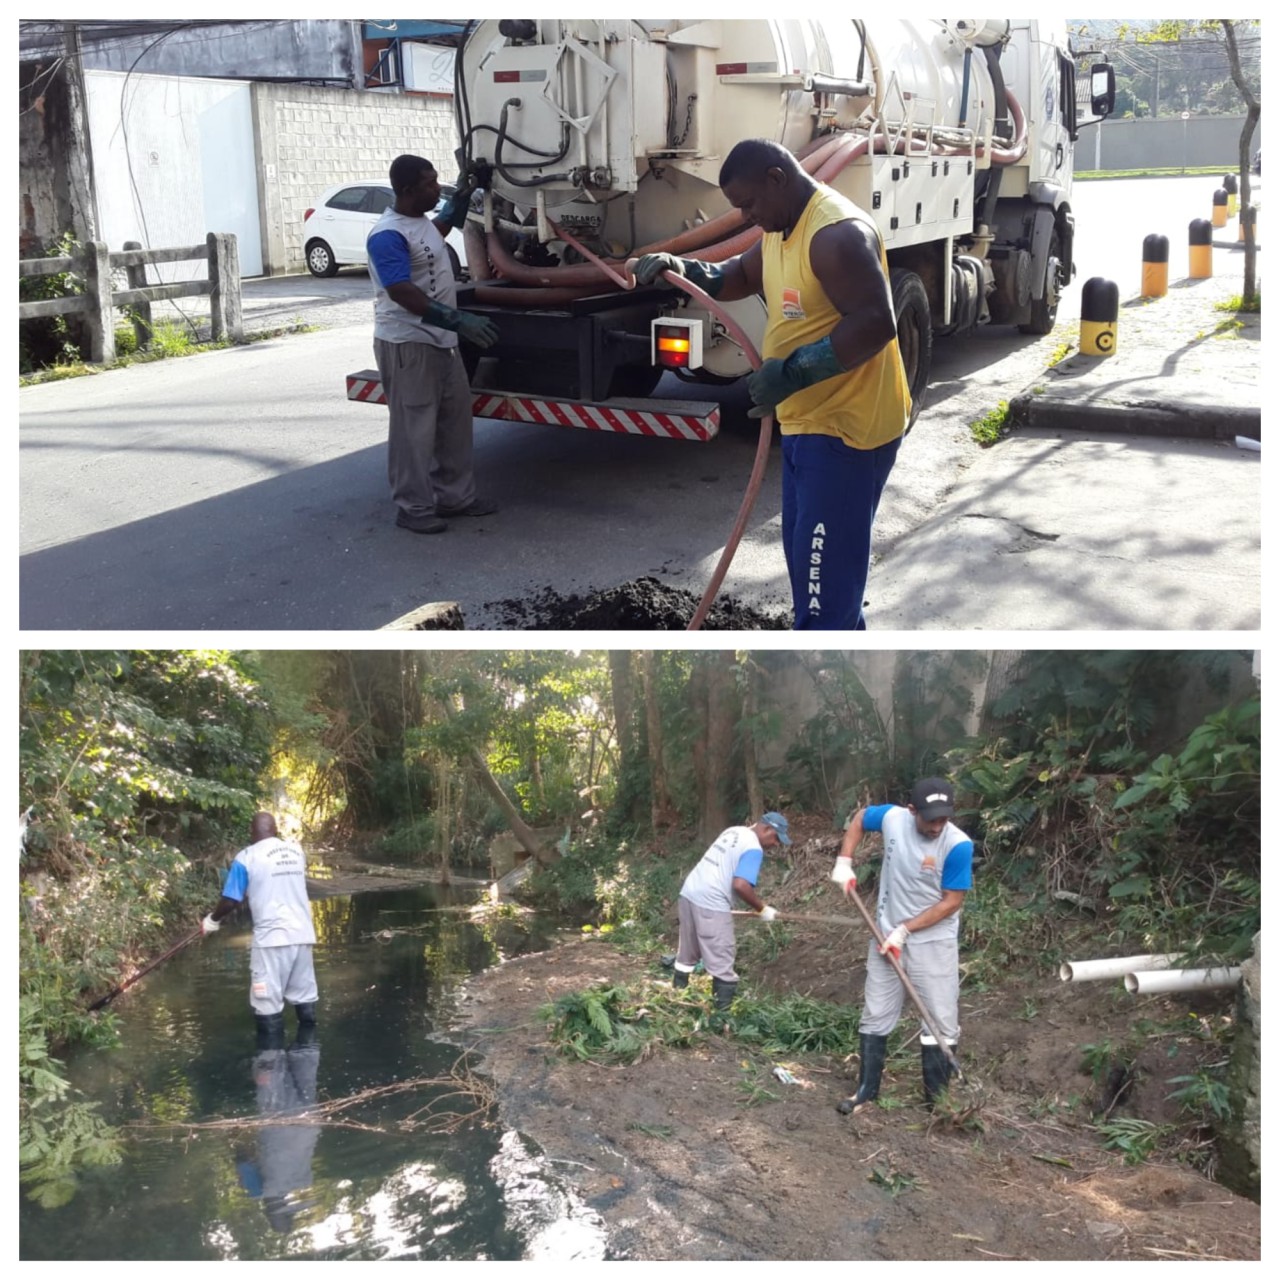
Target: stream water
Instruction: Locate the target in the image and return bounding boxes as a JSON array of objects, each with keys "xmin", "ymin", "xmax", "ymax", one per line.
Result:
[{"xmin": 19, "ymin": 883, "xmax": 609, "ymax": 1261}]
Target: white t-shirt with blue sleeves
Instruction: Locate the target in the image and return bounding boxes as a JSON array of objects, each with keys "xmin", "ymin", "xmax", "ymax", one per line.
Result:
[
  {"xmin": 223, "ymin": 836, "xmax": 316, "ymax": 948},
  {"xmin": 367, "ymin": 207, "xmax": 458, "ymax": 348},
  {"xmin": 680, "ymin": 826, "xmax": 765, "ymax": 912},
  {"xmin": 862, "ymin": 804, "xmax": 973, "ymax": 943}
]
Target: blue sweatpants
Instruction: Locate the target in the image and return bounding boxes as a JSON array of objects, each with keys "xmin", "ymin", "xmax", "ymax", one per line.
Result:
[{"xmin": 781, "ymin": 432, "xmax": 902, "ymax": 630}]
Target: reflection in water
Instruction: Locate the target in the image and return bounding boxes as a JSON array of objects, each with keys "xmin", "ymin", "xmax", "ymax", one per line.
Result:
[
  {"xmin": 19, "ymin": 884, "xmax": 592, "ymax": 1261},
  {"xmin": 235, "ymin": 1029, "xmax": 322, "ymax": 1236}
]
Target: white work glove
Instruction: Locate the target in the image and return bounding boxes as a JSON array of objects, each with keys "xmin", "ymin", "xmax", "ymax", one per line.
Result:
[
  {"xmin": 757, "ymin": 905, "xmax": 779, "ymax": 922},
  {"xmin": 200, "ymin": 914, "xmax": 221, "ymax": 936},
  {"xmin": 830, "ymin": 856, "xmax": 857, "ymax": 894},
  {"xmin": 879, "ymin": 923, "xmax": 909, "ymax": 960}
]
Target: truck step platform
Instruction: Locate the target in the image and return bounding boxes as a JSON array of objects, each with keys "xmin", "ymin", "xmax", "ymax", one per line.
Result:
[{"xmin": 347, "ymin": 370, "xmax": 720, "ymax": 441}]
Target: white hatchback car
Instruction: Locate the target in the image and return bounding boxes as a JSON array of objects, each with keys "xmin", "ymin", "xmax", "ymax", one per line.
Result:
[{"xmin": 303, "ymin": 181, "xmax": 467, "ymax": 279}]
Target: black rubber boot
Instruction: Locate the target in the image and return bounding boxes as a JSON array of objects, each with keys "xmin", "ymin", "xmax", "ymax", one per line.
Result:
[
  {"xmin": 672, "ymin": 968, "xmax": 691, "ymax": 990},
  {"xmin": 294, "ymin": 1002, "xmax": 317, "ymax": 1026},
  {"xmin": 837, "ymin": 1033, "xmax": 888, "ymax": 1114},
  {"xmin": 255, "ymin": 1012, "xmax": 286, "ymax": 1051},
  {"xmin": 922, "ymin": 1043, "xmax": 956, "ymax": 1110},
  {"xmin": 711, "ymin": 977, "xmax": 738, "ymax": 1011}
]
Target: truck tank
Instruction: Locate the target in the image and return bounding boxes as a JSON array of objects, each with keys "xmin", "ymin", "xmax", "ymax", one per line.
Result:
[
  {"xmin": 461, "ymin": 20, "xmax": 1016, "ymax": 219},
  {"xmin": 453, "ymin": 19, "xmax": 1107, "ymax": 393}
]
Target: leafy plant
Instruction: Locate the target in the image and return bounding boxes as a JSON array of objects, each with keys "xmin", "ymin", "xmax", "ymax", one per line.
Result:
[
  {"xmin": 869, "ymin": 1165, "xmax": 919, "ymax": 1195},
  {"xmin": 969, "ymin": 400, "xmax": 1011, "ymax": 446},
  {"xmin": 1167, "ymin": 1068, "xmax": 1231, "ymax": 1121},
  {"xmin": 18, "ymin": 998, "xmax": 121, "ymax": 1207},
  {"xmin": 1096, "ymin": 1116, "xmax": 1171, "ymax": 1164},
  {"xmin": 735, "ymin": 1066, "xmax": 779, "ymax": 1108}
]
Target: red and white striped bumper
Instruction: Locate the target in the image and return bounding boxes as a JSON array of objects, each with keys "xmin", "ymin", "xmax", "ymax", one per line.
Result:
[{"xmin": 347, "ymin": 371, "xmax": 719, "ymax": 441}]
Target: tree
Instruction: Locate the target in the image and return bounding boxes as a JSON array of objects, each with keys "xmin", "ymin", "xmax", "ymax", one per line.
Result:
[
  {"xmin": 641, "ymin": 651, "xmax": 678, "ymax": 831},
  {"xmin": 1138, "ymin": 20, "xmax": 1260, "ymax": 303}
]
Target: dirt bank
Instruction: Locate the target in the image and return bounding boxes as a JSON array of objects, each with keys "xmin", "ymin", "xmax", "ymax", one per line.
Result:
[{"xmin": 451, "ymin": 846, "xmax": 1260, "ymax": 1260}]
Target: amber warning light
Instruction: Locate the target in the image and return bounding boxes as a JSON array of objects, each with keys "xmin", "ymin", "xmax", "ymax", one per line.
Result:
[{"xmin": 651, "ymin": 317, "xmax": 703, "ymax": 370}]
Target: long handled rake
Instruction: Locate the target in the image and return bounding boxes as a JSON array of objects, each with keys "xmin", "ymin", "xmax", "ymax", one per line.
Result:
[{"xmin": 87, "ymin": 926, "xmax": 204, "ymax": 1012}]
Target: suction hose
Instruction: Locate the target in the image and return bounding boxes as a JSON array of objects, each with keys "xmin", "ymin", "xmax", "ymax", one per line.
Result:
[{"xmin": 547, "ymin": 217, "xmax": 773, "ymax": 633}]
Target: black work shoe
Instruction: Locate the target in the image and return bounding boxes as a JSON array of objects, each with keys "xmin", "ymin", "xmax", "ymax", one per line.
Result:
[
  {"xmin": 396, "ymin": 509, "xmax": 448, "ymax": 534},
  {"xmin": 438, "ymin": 498, "xmax": 498, "ymax": 517}
]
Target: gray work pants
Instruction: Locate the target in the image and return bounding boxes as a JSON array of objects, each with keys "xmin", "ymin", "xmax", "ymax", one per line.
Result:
[
  {"xmin": 858, "ymin": 936, "xmax": 960, "ymax": 1044},
  {"xmin": 373, "ymin": 338, "xmax": 476, "ymax": 517},
  {"xmin": 249, "ymin": 943, "xmax": 319, "ymax": 1015},
  {"xmin": 676, "ymin": 896, "xmax": 738, "ymax": 982}
]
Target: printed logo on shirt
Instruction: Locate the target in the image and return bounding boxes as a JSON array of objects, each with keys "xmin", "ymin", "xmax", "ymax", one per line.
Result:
[{"xmin": 781, "ymin": 287, "xmax": 805, "ymax": 320}]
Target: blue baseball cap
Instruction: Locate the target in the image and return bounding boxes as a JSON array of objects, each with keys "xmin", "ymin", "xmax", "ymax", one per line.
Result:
[{"xmin": 760, "ymin": 811, "xmax": 791, "ymax": 846}]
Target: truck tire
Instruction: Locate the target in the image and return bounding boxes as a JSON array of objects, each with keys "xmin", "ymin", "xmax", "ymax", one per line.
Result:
[
  {"xmin": 1020, "ymin": 230, "xmax": 1063, "ymax": 335},
  {"xmin": 890, "ymin": 268, "xmax": 931, "ymax": 431}
]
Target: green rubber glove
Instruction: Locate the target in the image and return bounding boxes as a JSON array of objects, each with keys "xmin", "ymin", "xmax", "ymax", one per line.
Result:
[
  {"xmin": 422, "ymin": 301, "xmax": 500, "ymax": 349},
  {"xmin": 746, "ymin": 334, "xmax": 849, "ymax": 418},
  {"xmin": 632, "ymin": 253, "xmax": 726, "ymax": 297}
]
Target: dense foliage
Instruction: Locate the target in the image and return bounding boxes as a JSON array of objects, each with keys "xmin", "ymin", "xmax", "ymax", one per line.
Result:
[{"xmin": 19, "ymin": 650, "xmax": 273, "ymax": 1202}]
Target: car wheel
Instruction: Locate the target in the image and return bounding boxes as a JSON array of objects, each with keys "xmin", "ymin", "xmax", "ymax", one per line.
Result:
[
  {"xmin": 306, "ymin": 240, "xmax": 339, "ymax": 278},
  {"xmin": 889, "ymin": 268, "xmax": 932, "ymax": 432}
]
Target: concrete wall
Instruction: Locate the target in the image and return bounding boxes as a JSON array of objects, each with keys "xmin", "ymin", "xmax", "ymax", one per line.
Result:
[
  {"xmin": 252, "ymin": 82, "xmax": 456, "ymax": 274},
  {"xmin": 1219, "ymin": 932, "xmax": 1260, "ymax": 1201},
  {"xmin": 82, "ymin": 19, "xmax": 362, "ymax": 86},
  {"xmin": 1083, "ymin": 114, "xmax": 1260, "ymax": 171}
]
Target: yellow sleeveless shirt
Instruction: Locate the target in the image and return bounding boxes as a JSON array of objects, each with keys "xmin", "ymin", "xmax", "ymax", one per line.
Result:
[{"xmin": 761, "ymin": 185, "xmax": 911, "ymax": 449}]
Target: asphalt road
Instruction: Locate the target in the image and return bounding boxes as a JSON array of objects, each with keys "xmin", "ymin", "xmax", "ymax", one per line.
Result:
[{"xmin": 19, "ymin": 178, "xmax": 1260, "ymax": 632}]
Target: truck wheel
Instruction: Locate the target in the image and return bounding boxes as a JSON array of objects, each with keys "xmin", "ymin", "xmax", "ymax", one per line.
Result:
[
  {"xmin": 890, "ymin": 268, "xmax": 931, "ymax": 431},
  {"xmin": 1020, "ymin": 231, "xmax": 1063, "ymax": 335},
  {"xmin": 305, "ymin": 239, "xmax": 339, "ymax": 278}
]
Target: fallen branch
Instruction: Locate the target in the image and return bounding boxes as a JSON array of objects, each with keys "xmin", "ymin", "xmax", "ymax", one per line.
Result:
[{"xmin": 125, "ymin": 1055, "xmax": 496, "ymax": 1140}]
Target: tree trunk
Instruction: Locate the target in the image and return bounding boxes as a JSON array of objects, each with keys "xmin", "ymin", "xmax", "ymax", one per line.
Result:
[
  {"xmin": 741, "ymin": 655, "xmax": 764, "ymax": 820},
  {"xmin": 642, "ymin": 651, "xmax": 678, "ymax": 831},
  {"xmin": 609, "ymin": 651, "xmax": 645, "ymax": 824},
  {"xmin": 1220, "ymin": 20, "xmax": 1260, "ymax": 303},
  {"xmin": 467, "ymin": 745, "xmax": 553, "ymax": 864},
  {"xmin": 692, "ymin": 652, "xmax": 737, "ymax": 845}
]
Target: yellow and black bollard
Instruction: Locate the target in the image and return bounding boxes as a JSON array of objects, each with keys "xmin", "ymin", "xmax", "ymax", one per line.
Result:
[
  {"xmin": 1189, "ymin": 219, "xmax": 1213, "ymax": 278},
  {"xmin": 1223, "ymin": 173, "xmax": 1239, "ymax": 218},
  {"xmin": 1239, "ymin": 205, "xmax": 1256, "ymax": 244},
  {"xmin": 1080, "ymin": 277, "xmax": 1119, "ymax": 356},
  {"xmin": 1211, "ymin": 188, "xmax": 1229, "ymax": 230},
  {"xmin": 1141, "ymin": 234, "xmax": 1169, "ymax": 298}
]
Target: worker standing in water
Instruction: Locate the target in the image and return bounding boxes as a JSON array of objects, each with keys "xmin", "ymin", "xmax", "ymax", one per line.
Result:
[{"xmin": 201, "ymin": 812, "xmax": 319, "ymax": 1047}]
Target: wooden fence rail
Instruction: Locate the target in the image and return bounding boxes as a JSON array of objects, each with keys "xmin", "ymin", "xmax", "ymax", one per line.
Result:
[{"xmin": 18, "ymin": 232, "xmax": 243, "ymax": 364}]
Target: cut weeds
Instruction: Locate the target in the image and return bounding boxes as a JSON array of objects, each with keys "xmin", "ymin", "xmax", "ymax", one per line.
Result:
[{"xmin": 541, "ymin": 978, "xmax": 861, "ymax": 1066}]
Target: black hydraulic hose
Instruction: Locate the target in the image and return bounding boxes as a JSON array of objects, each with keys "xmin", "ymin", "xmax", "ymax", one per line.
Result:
[
  {"xmin": 454, "ymin": 20, "xmax": 478, "ymax": 167},
  {"xmin": 495, "ymin": 99, "xmax": 573, "ymax": 186},
  {"xmin": 984, "ymin": 43, "xmax": 1012, "ymax": 144}
]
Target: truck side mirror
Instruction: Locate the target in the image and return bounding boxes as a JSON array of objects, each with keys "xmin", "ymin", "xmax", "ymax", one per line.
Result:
[{"xmin": 1090, "ymin": 64, "xmax": 1115, "ymax": 118}]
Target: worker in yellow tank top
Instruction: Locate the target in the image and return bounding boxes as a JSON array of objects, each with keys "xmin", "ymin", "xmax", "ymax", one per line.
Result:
[{"xmin": 634, "ymin": 139, "xmax": 910, "ymax": 629}]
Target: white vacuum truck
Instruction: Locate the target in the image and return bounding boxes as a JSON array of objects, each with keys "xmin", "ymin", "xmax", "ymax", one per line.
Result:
[{"xmin": 350, "ymin": 19, "xmax": 1114, "ymax": 439}]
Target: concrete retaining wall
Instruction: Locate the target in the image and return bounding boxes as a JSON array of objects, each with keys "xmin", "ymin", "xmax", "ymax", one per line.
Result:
[
  {"xmin": 252, "ymin": 82, "xmax": 456, "ymax": 274},
  {"xmin": 1219, "ymin": 932, "xmax": 1260, "ymax": 1201},
  {"xmin": 1086, "ymin": 115, "xmax": 1260, "ymax": 171}
]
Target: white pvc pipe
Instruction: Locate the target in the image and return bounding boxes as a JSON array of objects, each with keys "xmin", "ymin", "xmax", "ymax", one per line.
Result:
[
  {"xmin": 1059, "ymin": 954, "xmax": 1182, "ymax": 983},
  {"xmin": 1125, "ymin": 967, "xmax": 1242, "ymax": 995}
]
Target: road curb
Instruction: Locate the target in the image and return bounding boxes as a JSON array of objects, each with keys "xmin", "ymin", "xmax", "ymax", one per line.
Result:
[{"xmin": 1009, "ymin": 392, "xmax": 1261, "ymax": 441}]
